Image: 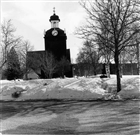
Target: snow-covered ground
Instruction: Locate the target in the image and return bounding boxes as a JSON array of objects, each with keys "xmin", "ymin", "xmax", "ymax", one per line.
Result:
[{"xmin": 0, "ymin": 75, "xmax": 139, "ymax": 101}]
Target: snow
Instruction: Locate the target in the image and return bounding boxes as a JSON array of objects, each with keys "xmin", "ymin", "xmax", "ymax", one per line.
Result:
[{"xmin": 0, "ymin": 75, "xmax": 139, "ymax": 101}]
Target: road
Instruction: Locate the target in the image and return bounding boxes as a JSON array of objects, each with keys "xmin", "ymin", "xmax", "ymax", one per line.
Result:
[{"xmin": 0, "ymin": 100, "xmax": 139, "ymax": 135}]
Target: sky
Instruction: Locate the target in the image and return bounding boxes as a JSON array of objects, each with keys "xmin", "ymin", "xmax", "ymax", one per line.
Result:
[{"xmin": 1, "ymin": 0, "xmax": 87, "ymax": 63}]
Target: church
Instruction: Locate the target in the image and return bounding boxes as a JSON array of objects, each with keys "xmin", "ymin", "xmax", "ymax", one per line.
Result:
[{"xmin": 27, "ymin": 8, "xmax": 73, "ymax": 78}]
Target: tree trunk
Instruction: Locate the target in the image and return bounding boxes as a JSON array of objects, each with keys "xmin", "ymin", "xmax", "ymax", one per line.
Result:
[
  {"xmin": 62, "ymin": 68, "xmax": 64, "ymax": 78},
  {"xmin": 25, "ymin": 72, "xmax": 28, "ymax": 80},
  {"xmin": 105, "ymin": 55, "xmax": 111, "ymax": 78},
  {"xmin": 106, "ymin": 62, "xmax": 110, "ymax": 78},
  {"xmin": 93, "ymin": 67, "xmax": 97, "ymax": 75},
  {"xmin": 114, "ymin": 51, "xmax": 121, "ymax": 93},
  {"xmin": 136, "ymin": 43, "xmax": 139, "ymax": 75},
  {"xmin": 25, "ymin": 64, "xmax": 28, "ymax": 80},
  {"xmin": 130, "ymin": 61, "xmax": 133, "ymax": 75},
  {"xmin": 92, "ymin": 63, "xmax": 97, "ymax": 76},
  {"xmin": 49, "ymin": 72, "xmax": 52, "ymax": 79}
]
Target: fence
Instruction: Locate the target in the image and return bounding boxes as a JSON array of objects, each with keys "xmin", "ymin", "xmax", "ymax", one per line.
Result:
[{"xmin": 73, "ymin": 63, "xmax": 139, "ymax": 76}]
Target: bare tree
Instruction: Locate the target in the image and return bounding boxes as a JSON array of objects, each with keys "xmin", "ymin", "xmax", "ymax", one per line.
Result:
[
  {"xmin": 17, "ymin": 40, "xmax": 34, "ymax": 79},
  {"xmin": 120, "ymin": 45, "xmax": 138, "ymax": 75},
  {"xmin": 58, "ymin": 56, "xmax": 71, "ymax": 78},
  {"xmin": 42, "ymin": 52, "xmax": 58, "ymax": 78},
  {"xmin": 76, "ymin": 40, "xmax": 101, "ymax": 76},
  {"xmin": 136, "ymin": 42, "xmax": 140, "ymax": 74},
  {"xmin": 27, "ymin": 51, "xmax": 58, "ymax": 79},
  {"xmin": 135, "ymin": 32, "xmax": 140, "ymax": 74},
  {"xmin": 76, "ymin": 0, "xmax": 140, "ymax": 93},
  {"xmin": 26, "ymin": 52, "xmax": 42, "ymax": 78},
  {"xmin": 97, "ymin": 21, "xmax": 114, "ymax": 78},
  {"xmin": 0, "ymin": 19, "xmax": 21, "ymax": 70},
  {"xmin": 4, "ymin": 47, "xmax": 21, "ymax": 80}
]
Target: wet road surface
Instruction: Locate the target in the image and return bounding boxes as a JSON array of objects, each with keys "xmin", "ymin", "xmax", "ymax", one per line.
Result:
[{"xmin": 0, "ymin": 100, "xmax": 139, "ymax": 135}]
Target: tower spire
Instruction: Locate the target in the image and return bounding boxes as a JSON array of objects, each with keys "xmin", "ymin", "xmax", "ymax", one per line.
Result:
[
  {"xmin": 53, "ymin": 7, "xmax": 55, "ymax": 14},
  {"xmin": 49, "ymin": 7, "xmax": 60, "ymax": 28}
]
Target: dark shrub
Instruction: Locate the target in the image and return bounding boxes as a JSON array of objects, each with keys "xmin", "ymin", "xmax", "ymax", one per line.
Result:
[
  {"xmin": 3, "ymin": 68, "xmax": 22, "ymax": 80},
  {"xmin": 100, "ymin": 75, "xmax": 107, "ymax": 78},
  {"xmin": 11, "ymin": 91, "xmax": 21, "ymax": 98}
]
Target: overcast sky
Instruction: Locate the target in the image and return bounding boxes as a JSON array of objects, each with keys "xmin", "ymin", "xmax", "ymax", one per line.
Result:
[{"xmin": 1, "ymin": 0, "xmax": 87, "ymax": 63}]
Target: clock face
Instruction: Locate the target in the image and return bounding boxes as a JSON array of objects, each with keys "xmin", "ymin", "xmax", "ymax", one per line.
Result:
[{"xmin": 52, "ymin": 30, "xmax": 58, "ymax": 36}]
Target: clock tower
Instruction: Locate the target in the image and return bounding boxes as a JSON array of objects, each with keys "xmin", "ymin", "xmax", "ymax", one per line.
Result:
[
  {"xmin": 43, "ymin": 8, "xmax": 72, "ymax": 77},
  {"xmin": 27, "ymin": 8, "xmax": 72, "ymax": 78},
  {"xmin": 44, "ymin": 8, "xmax": 68, "ymax": 61}
]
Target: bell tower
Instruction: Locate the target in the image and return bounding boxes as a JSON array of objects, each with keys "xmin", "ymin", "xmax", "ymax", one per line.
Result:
[
  {"xmin": 43, "ymin": 8, "xmax": 73, "ymax": 77},
  {"xmin": 44, "ymin": 8, "xmax": 67, "ymax": 61},
  {"xmin": 50, "ymin": 7, "xmax": 60, "ymax": 28}
]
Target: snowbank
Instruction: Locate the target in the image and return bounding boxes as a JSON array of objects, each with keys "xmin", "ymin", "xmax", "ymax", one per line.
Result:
[
  {"xmin": 101, "ymin": 75, "xmax": 140, "ymax": 99},
  {"xmin": 0, "ymin": 75, "xmax": 139, "ymax": 101}
]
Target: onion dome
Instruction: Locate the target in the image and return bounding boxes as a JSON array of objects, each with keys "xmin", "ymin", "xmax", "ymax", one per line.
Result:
[{"xmin": 49, "ymin": 7, "xmax": 60, "ymax": 22}]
